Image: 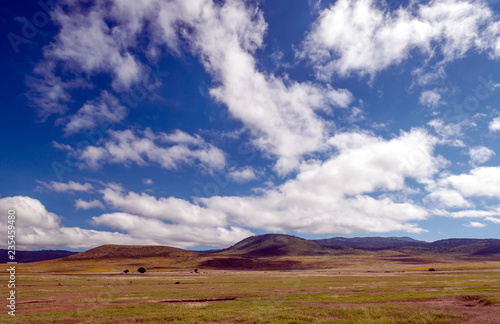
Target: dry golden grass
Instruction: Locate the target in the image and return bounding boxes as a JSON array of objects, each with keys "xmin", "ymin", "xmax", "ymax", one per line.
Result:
[
  {"xmin": 1, "ymin": 265, "xmax": 500, "ymax": 323},
  {"xmin": 2, "ymin": 248, "xmax": 500, "ymax": 323}
]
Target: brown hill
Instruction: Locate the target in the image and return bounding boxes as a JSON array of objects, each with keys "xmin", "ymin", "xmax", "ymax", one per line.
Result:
[
  {"xmin": 62, "ymin": 244, "xmax": 199, "ymax": 261},
  {"xmin": 218, "ymin": 234, "xmax": 333, "ymax": 257}
]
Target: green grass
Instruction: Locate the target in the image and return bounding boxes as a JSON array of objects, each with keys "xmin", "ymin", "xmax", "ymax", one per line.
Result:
[
  {"xmin": 1, "ymin": 268, "xmax": 499, "ymax": 323},
  {"xmin": 3, "ymin": 301, "xmax": 460, "ymax": 323}
]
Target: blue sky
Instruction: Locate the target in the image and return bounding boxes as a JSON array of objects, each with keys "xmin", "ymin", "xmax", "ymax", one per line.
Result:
[{"xmin": 2, "ymin": 0, "xmax": 500, "ymax": 251}]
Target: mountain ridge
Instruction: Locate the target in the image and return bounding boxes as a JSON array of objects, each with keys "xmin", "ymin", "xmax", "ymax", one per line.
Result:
[
  {"xmin": 4, "ymin": 234, "xmax": 500, "ymax": 264},
  {"xmin": 62, "ymin": 244, "xmax": 200, "ymax": 261}
]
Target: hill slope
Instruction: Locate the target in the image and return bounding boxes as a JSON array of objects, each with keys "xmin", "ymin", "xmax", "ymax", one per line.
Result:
[
  {"xmin": 315, "ymin": 237, "xmax": 428, "ymax": 250},
  {"xmin": 218, "ymin": 234, "xmax": 332, "ymax": 257},
  {"xmin": 0, "ymin": 249, "xmax": 77, "ymax": 263},
  {"xmin": 62, "ymin": 244, "xmax": 199, "ymax": 261},
  {"xmin": 429, "ymin": 238, "xmax": 500, "ymax": 255}
]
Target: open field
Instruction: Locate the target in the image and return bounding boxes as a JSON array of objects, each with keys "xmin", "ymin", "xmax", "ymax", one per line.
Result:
[{"xmin": 2, "ymin": 262, "xmax": 500, "ymax": 323}]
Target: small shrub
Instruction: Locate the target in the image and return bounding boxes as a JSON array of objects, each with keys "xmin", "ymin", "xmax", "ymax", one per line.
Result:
[
  {"xmin": 175, "ymin": 282, "xmax": 180, "ymax": 284},
  {"xmin": 138, "ymin": 267, "xmax": 146, "ymax": 273},
  {"xmin": 429, "ymin": 268, "xmax": 436, "ymax": 271},
  {"xmin": 123, "ymin": 270, "xmax": 129, "ymax": 274},
  {"xmin": 194, "ymin": 268, "xmax": 198, "ymax": 273}
]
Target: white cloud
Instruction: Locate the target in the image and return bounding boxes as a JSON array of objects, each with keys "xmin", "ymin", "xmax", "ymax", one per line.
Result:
[
  {"xmin": 327, "ymin": 128, "xmax": 445, "ymax": 187},
  {"xmin": 0, "ymin": 196, "xmax": 252, "ymax": 250},
  {"xmin": 464, "ymin": 221, "xmax": 486, "ymax": 228},
  {"xmin": 486, "ymin": 217, "xmax": 500, "ymax": 224},
  {"xmin": 469, "ymin": 146, "xmax": 495, "ymax": 165},
  {"xmin": 435, "ymin": 207, "xmax": 500, "ymax": 218},
  {"xmin": 30, "ymin": 0, "xmax": 354, "ymax": 174},
  {"xmin": 195, "ymin": 128, "xmax": 442, "ymax": 234},
  {"xmin": 0, "ymin": 196, "xmax": 61, "ymax": 230},
  {"xmin": 176, "ymin": 0, "xmax": 353, "ymax": 173},
  {"xmin": 425, "ymin": 188, "xmax": 470, "ymax": 208},
  {"xmin": 442, "ymin": 167, "xmax": 500, "ymax": 197},
  {"xmin": 143, "ymin": 178, "xmax": 153, "ymax": 185},
  {"xmin": 88, "ymin": 129, "xmax": 440, "ymax": 236},
  {"xmin": 427, "ymin": 118, "xmax": 475, "ymax": 147},
  {"xmin": 0, "ymin": 196, "xmax": 139, "ymax": 249},
  {"xmin": 92, "ymin": 212, "xmax": 253, "ymax": 249},
  {"xmin": 301, "ymin": 0, "xmax": 499, "ymax": 80},
  {"xmin": 26, "ymin": 62, "xmax": 86, "ymax": 120},
  {"xmin": 100, "ymin": 186, "xmax": 227, "ymax": 227},
  {"xmin": 46, "ymin": 4, "xmax": 143, "ymax": 91},
  {"xmin": 228, "ymin": 167, "xmax": 258, "ymax": 183},
  {"xmin": 36, "ymin": 181, "xmax": 94, "ymax": 193},
  {"xmin": 71, "ymin": 128, "xmax": 226, "ymax": 172},
  {"xmin": 419, "ymin": 90, "xmax": 442, "ymax": 108},
  {"xmin": 63, "ymin": 91, "xmax": 127, "ymax": 135},
  {"xmin": 75, "ymin": 199, "xmax": 105, "ymax": 210},
  {"xmin": 0, "ymin": 128, "xmax": 448, "ymax": 248},
  {"xmin": 489, "ymin": 116, "xmax": 500, "ymax": 131}
]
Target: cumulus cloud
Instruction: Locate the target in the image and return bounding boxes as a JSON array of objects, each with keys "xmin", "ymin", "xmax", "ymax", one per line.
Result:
[
  {"xmin": 36, "ymin": 180, "xmax": 94, "ymax": 193},
  {"xmin": 228, "ymin": 167, "xmax": 258, "ymax": 183},
  {"xmin": 75, "ymin": 199, "xmax": 105, "ymax": 210},
  {"xmin": 194, "ymin": 128, "xmax": 443, "ymax": 234},
  {"xmin": 86, "ymin": 129, "xmax": 441, "ymax": 236},
  {"xmin": 100, "ymin": 186, "xmax": 227, "ymax": 227},
  {"xmin": 92, "ymin": 212, "xmax": 253, "ymax": 249},
  {"xmin": 0, "ymin": 127, "xmax": 457, "ymax": 249},
  {"xmin": 85, "ymin": 126, "xmax": 446, "ymax": 237},
  {"xmin": 469, "ymin": 146, "xmax": 495, "ymax": 165},
  {"xmin": 464, "ymin": 221, "xmax": 486, "ymax": 228},
  {"xmin": 0, "ymin": 196, "xmax": 252, "ymax": 250},
  {"xmin": 425, "ymin": 188, "xmax": 470, "ymax": 208},
  {"xmin": 300, "ymin": 0, "xmax": 499, "ymax": 80},
  {"xmin": 441, "ymin": 167, "xmax": 500, "ymax": 197},
  {"xmin": 419, "ymin": 90, "xmax": 442, "ymax": 108},
  {"xmin": 63, "ymin": 91, "xmax": 127, "ymax": 135},
  {"xmin": 489, "ymin": 116, "xmax": 500, "ymax": 131},
  {"xmin": 0, "ymin": 196, "xmax": 138, "ymax": 249},
  {"xmin": 427, "ymin": 118, "xmax": 475, "ymax": 147},
  {"xmin": 61, "ymin": 128, "xmax": 226, "ymax": 172}
]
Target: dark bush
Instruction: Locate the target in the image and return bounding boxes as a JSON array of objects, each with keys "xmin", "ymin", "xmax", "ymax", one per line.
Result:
[
  {"xmin": 123, "ymin": 270, "xmax": 129, "ymax": 273},
  {"xmin": 175, "ymin": 282, "xmax": 180, "ymax": 284},
  {"xmin": 429, "ymin": 268, "xmax": 436, "ymax": 271},
  {"xmin": 138, "ymin": 267, "xmax": 146, "ymax": 273},
  {"xmin": 194, "ymin": 268, "xmax": 198, "ymax": 273}
]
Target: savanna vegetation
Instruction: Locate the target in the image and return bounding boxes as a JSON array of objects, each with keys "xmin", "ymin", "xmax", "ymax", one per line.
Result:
[{"xmin": 1, "ymin": 264, "xmax": 499, "ymax": 323}]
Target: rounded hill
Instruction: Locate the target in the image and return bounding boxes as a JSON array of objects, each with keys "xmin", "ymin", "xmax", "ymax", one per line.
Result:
[
  {"xmin": 219, "ymin": 234, "xmax": 330, "ymax": 257},
  {"xmin": 62, "ymin": 244, "xmax": 199, "ymax": 260}
]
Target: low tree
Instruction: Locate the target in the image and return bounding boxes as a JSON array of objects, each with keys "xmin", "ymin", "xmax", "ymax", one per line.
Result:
[
  {"xmin": 429, "ymin": 268, "xmax": 436, "ymax": 272},
  {"xmin": 138, "ymin": 267, "xmax": 146, "ymax": 273},
  {"xmin": 194, "ymin": 268, "xmax": 198, "ymax": 273},
  {"xmin": 123, "ymin": 270, "xmax": 129, "ymax": 274}
]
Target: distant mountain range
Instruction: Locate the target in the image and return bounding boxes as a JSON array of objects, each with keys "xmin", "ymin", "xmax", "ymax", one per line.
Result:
[
  {"xmin": 221, "ymin": 234, "xmax": 500, "ymax": 258},
  {"xmin": 3, "ymin": 234, "xmax": 500, "ymax": 264},
  {"xmin": 0, "ymin": 249, "xmax": 77, "ymax": 263}
]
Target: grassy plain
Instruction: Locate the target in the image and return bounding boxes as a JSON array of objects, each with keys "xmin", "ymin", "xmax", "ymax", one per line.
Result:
[{"xmin": 1, "ymin": 260, "xmax": 500, "ymax": 323}]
